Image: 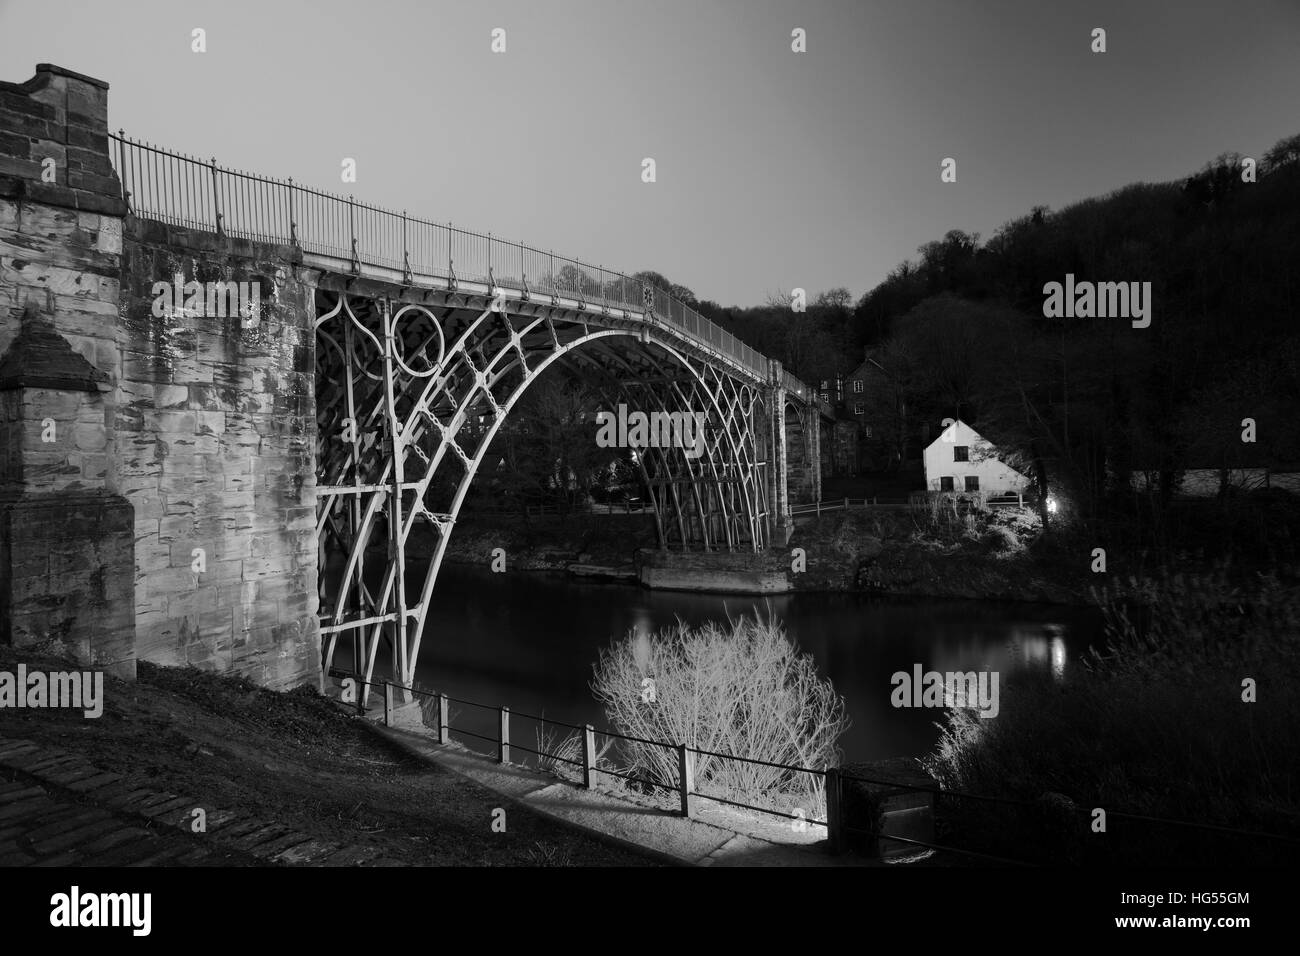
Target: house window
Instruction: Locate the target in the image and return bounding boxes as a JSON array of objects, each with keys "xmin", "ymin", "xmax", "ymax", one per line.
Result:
[
  {"xmin": 863, "ymin": 425, "xmax": 873, "ymax": 438},
  {"xmin": 954, "ymin": 445, "xmax": 969, "ymax": 462},
  {"xmin": 854, "ymin": 403, "xmax": 864, "ymax": 416},
  {"xmin": 939, "ymin": 476, "xmax": 954, "ymax": 491},
  {"xmin": 965, "ymin": 476, "xmax": 980, "ymax": 492},
  {"xmin": 852, "ymin": 380, "xmax": 864, "ymax": 393}
]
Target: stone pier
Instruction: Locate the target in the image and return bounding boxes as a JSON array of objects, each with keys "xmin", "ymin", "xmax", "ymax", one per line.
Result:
[{"xmin": 0, "ymin": 64, "xmax": 320, "ymax": 687}]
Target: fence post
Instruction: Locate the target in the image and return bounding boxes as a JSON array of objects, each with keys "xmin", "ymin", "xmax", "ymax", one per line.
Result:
[
  {"xmin": 348, "ymin": 195, "xmax": 359, "ymax": 275},
  {"xmin": 287, "ymin": 176, "xmax": 298, "ymax": 247},
  {"xmin": 816, "ymin": 500, "xmax": 821, "ymax": 516},
  {"xmin": 448, "ymin": 222, "xmax": 456, "ymax": 289},
  {"xmin": 498, "ymin": 706, "xmax": 510, "ymax": 764},
  {"xmin": 844, "ymin": 497, "xmax": 849, "ymax": 510},
  {"xmin": 825, "ymin": 767, "xmax": 844, "ymax": 855},
  {"xmin": 1018, "ymin": 492, "xmax": 1024, "ymax": 508},
  {"xmin": 582, "ymin": 724, "xmax": 596, "ymax": 789},
  {"xmin": 210, "ymin": 156, "xmax": 223, "ymax": 238},
  {"xmin": 402, "ymin": 210, "xmax": 411, "ymax": 284},
  {"xmin": 438, "ymin": 693, "xmax": 449, "ymax": 745},
  {"xmin": 677, "ymin": 744, "xmax": 694, "ymax": 818},
  {"xmin": 355, "ymin": 679, "xmax": 366, "ymax": 717},
  {"xmin": 383, "ymin": 681, "xmax": 393, "ymax": 726},
  {"xmin": 116, "ymin": 131, "xmax": 129, "ymax": 209}
]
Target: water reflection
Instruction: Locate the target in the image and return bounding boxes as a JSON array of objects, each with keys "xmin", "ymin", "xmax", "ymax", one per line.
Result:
[
  {"xmin": 1003, "ymin": 628, "xmax": 1070, "ymax": 680},
  {"xmin": 1052, "ymin": 635, "xmax": 1067, "ymax": 679},
  {"xmin": 407, "ymin": 565, "xmax": 1102, "ymax": 763}
]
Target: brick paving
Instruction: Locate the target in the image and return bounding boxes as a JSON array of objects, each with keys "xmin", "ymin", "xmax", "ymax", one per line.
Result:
[{"xmin": 0, "ymin": 735, "xmax": 404, "ymax": 867}]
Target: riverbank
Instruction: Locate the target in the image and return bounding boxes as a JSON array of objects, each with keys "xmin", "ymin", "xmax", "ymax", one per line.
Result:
[
  {"xmin": 429, "ymin": 513, "xmax": 656, "ymax": 579},
  {"xmin": 437, "ymin": 508, "xmax": 1095, "ymax": 605},
  {"xmin": 789, "ymin": 509, "xmax": 1092, "ymax": 604}
]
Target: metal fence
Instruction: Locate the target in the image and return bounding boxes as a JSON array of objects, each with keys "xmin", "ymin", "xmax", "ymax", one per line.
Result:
[
  {"xmin": 108, "ymin": 132, "xmax": 797, "ymax": 391},
  {"xmin": 334, "ymin": 670, "xmax": 1300, "ymax": 864},
  {"xmin": 340, "ymin": 670, "xmax": 832, "ymax": 835},
  {"xmin": 791, "ymin": 492, "xmax": 1030, "ymax": 517}
]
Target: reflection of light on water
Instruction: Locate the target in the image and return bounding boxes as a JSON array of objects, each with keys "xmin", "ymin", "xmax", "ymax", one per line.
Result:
[
  {"xmin": 1015, "ymin": 634, "xmax": 1048, "ymax": 666},
  {"xmin": 1005, "ymin": 628, "xmax": 1068, "ymax": 681},
  {"xmin": 630, "ymin": 608, "xmax": 654, "ymax": 638}
]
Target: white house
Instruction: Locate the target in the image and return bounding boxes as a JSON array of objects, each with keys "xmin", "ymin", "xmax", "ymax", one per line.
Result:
[{"xmin": 923, "ymin": 420, "xmax": 1029, "ymax": 495}]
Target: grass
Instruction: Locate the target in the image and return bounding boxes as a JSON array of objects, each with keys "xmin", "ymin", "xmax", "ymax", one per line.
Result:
[{"xmin": 0, "ymin": 642, "xmax": 660, "ymax": 867}]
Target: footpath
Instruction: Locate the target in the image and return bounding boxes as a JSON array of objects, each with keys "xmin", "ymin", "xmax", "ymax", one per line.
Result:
[
  {"xmin": 359, "ymin": 716, "xmax": 877, "ymax": 868},
  {"xmin": 0, "ymin": 720, "xmax": 878, "ymax": 867}
]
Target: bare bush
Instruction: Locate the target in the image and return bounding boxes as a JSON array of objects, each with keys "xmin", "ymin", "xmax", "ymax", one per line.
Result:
[
  {"xmin": 909, "ymin": 492, "xmax": 968, "ymax": 542},
  {"xmin": 590, "ymin": 610, "xmax": 849, "ymax": 817},
  {"xmin": 535, "ymin": 723, "xmax": 584, "ymax": 780},
  {"xmin": 522, "ymin": 841, "xmax": 574, "ymax": 866},
  {"xmin": 412, "ymin": 681, "xmax": 458, "ymax": 732}
]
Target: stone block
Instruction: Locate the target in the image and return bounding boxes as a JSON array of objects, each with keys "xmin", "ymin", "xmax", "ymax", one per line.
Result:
[
  {"xmin": 0, "ymin": 489, "xmax": 134, "ymax": 674},
  {"xmin": 154, "ymin": 384, "xmax": 187, "ymax": 408},
  {"xmin": 152, "ymin": 409, "xmax": 196, "ymax": 435}
]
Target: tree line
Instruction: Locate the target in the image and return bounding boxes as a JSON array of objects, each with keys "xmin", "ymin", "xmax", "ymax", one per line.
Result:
[{"xmin": 695, "ymin": 133, "xmax": 1300, "ymax": 550}]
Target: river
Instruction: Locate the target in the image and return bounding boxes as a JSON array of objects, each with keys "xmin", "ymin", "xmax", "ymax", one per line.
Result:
[{"xmin": 393, "ymin": 564, "xmax": 1105, "ymax": 766}]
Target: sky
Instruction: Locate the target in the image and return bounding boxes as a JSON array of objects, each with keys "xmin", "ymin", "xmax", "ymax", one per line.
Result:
[{"xmin": 1, "ymin": 0, "xmax": 1297, "ymax": 306}]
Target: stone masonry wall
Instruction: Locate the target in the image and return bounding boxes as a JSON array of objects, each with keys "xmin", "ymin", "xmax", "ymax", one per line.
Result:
[
  {"xmin": 825, "ymin": 418, "xmax": 859, "ymax": 478},
  {"xmin": 637, "ymin": 547, "xmax": 793, "ymax": 594},
  {"xmin": 784, "ymin": 403, "xmax": 817, "ymax": 504},
  {"xmin": 115, "ymin": 219, "xmax": 321, "ymax": 689},
  {"xmin": 0, "ymin": 64, "xmax": 136, "ymax": 675}
]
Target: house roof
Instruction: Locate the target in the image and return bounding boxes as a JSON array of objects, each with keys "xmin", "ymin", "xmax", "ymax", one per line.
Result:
[
  {"xmin": 845, "ymin": 355, "xmax": 885, "ymax": 381},
  {"xmin": 923, "ymin": 420, "xmax": 1031, "ymax": 480},
  {"xmin": 923, "ymin": 418, "xmax": 978, "ymax": 449}
]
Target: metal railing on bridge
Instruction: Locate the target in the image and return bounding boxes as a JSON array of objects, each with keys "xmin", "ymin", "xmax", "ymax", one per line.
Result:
[
  {"xmin": 781, "ymin": 369, "xmax": 808, "ymax": 398},
  {"xmin": 107, "ymin": 132, "xmax": 800, "ymax": 392}
]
